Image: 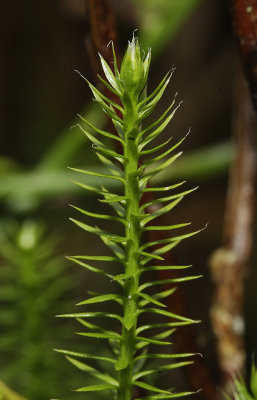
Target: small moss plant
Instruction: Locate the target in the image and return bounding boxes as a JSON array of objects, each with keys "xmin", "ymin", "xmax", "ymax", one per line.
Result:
[
  {"xmin": 0, "ymin": 221, "xmax": 69, "ymax": 400},
  {"xmin": 56, "ymin": 37, "xmax": 201, "ymax": 399}
]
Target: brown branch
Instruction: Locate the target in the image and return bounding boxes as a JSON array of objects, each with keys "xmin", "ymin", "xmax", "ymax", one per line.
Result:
[
  {"xmin": 88, "ymin": 0, "xmax": 117, "ymax": 54},
  {"xmin": 229, "ymin": 0, "xmax": 257, "ymax": 109},
  {"xmin": 87, "ymin": 0, "xmax": 119, "ymax": 78},
  {"xmin": 86, "ymin": 0, "xmax": 123, "ymax": 151},
  {"xmin": 209, "ymin": 62, "xmax": 257, "ymax": 391},
  {"xmin": 208, "ymin": 1, "xmax": 257, "ymax": 391}
]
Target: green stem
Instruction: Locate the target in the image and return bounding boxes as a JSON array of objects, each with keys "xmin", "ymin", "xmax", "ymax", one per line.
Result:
[{"xmin": 118, "ymin": 104, "xmax": 141, "ymax": 399}]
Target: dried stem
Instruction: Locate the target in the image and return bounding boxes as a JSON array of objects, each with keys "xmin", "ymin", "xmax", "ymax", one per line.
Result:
[
  {"xmin": 209, "ymin": 62, "xmax": 257, "ymax": 390},
  {"xmin": 209, "ymin": 0, "xmax": 257, "ymax": 390},
  {"xmin": 229, "ymin": 0, "xmax": 257, "ymax": 109},
  {"xmin": 87, "ymin": 0, "xmax": 119, "ymax": 75}
]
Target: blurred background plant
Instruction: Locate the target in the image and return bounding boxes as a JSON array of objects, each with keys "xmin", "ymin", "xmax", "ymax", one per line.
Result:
[
  {"xmin": 0, "ymin": 0, "xmax": 257, "ymax": 399},
  {"xmin": 0, "ymin": 220, "xmax": 78, "ymax": 399}
]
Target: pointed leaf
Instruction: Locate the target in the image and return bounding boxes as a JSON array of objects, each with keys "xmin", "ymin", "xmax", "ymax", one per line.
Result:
[
  {"xmin": 54, "ymin": 349, "xmax": 116, "ymax": 364},
  {"xmin": 134, "ymin": 352, "xmax": 197, "ymax": 362},
  {"xmin": 76, "ymin": 293, "xmax": 121, "ymax": 306},
  {"xmin": 96, "ymin": 152, "xmax": 123, "ymax": 176},
  {"xmin": 101, "ymin": 235, "xmax": 125, "ymax": 260},
  {"xmin": 139, "ymin": 276, "xmax": 201, "ymax": 292},
  {"xmin": 72, "ymin": 180, "xmax": 118, "ymax": 197},
  {"xmin": 136, "ymin": 391, "xmax": 196, "ymax": 399},
  {"xmin": 95, "ymin": 145, "xmax": 125, "ymax": 164},
  {"xmin": 251, "ymin": 364, "xmax": 257, "ymax": 399},
  {"xmin": 76, "ymin": 318, "xmax": 103, "ymax": 331},
  {"xmin": 140, "ymin": 188, "xmax": 196, "ymax": 212},
  {"xmin": 140, "ymin": 152, "xmax": 182, "ymax": 186},
  {"xmin": 153, "ymin": 328, "xmax": 176, "ymax": 341},
  {"xmin": 140, "ymin": 137, "xmax": 172, "ymax": 156},
  {"xmin": 138, "ymin": 292, "xmax": 166, "ymax": 308},
  {"xmin": 78, "ymin": 113, "xmax": 124, "ymax": 144},
  {"xmin": 141, "ymin": 197, "xmax": 183, "ymax": 226},
  {"xmin": 140, "ymin": 229, "xmax": 202, "ymax": 251},
  {"xmin": 98, "ymin": 73, "xmax": 120, "ymax": 96},
  {"xmin": 140, "ymin": 265, "xmax": 192, "ymax": 274},
  {"xmin": 115, "ymin": 354, "xmax": 129, "ymax": 371},
  {"xmin": 66, "ymin": 356, "xmax": 118, "ymax": 386},
  {"xmin": 134, "ymin": 381, "xmax": 171, "ymax": 394},
  {"xmin": 56, "ymin": 311, "xmax": 123, "ymax": 324},
  {"xmin": 85, "ymin": 77, "xmax": 123, "ymax": 114},
  {"xmin": 138, "ymin": 77, "xmax": 173, "ymax": 122},
  {"xmin": 143, "ymin": 49, "xmax": 151, "ymax": 77},
  {"xmin": 69, "ymin": 254, "xmax": 121, "ymax": 262},
  {"xmin": 76, "ymin": 383, "xmax": 114, "ymax": 392},
  {"xmin": 70, "ymin": 218, "xmax": 127, "ymax": 243},
  {"xmin": 100, "ymin": 195, "xmax": 127, "ymax": 204},
  {"xmin": 138, "ymin": 307, "xmax": 198, "ymax": 324},
  {"xmin": 111, "ymin": 42, "xmax": 120, "ymax": 77},
  {"xmin": 139, "ymin": 103, "xmax": 181, "ymax": 150},
  {"xmin": 133, "ymin": 361, "xmax": 193, "ymax": 381},
  {"xmin": 138, "ymin": 70, "xmax": 173, "ymax": 110},
  {"xmin": 138, "ymin": 97, "xmax": 177, "ymax": 146},
  {"xmin": 142, "ymin": 181, "xmax": 185, "ymax": 192},
  {"xmin": 136, "ymin": 336, "xmax": 171, "ymax": 346},
  {"xmin": 112, "ymin": 119, "xmax": 124, "ymax": 138},
  {"xmin": 99, "ymin": 52, "xmax": 121, "ymax": 93},
  {"xmin": 67, "ymin": 256, "xmax": 113, "ymax": 279},
  {"xmin": 70, "ymin": 204, "xmax": 128, "ymax": 227},
  {"xmin": 136, "ymin": 321, "xmax": 192, "ymax": 335},
  {"xmin": 77, "ymin": 122, "xmax": 105, "ymax": 148},
  {"xmin": 144, "ymin": 223, "xmax": 191, "ymax": 231},
  {"xmin": 138, "ymin": 288, "xmax": 177, "ymax": 307},
  {"xmin": 77, "ymin": 331, "xmax": 121, "ymax": 340},
  {"xmin": 138, "ymin": 250, "xmax": 164, "ymax": 261},
  {"xmin": 124, "ymin": 297, "xmax": 137, "ymax": 330},
  {"xmin": 69, "ymin": 166, "xmax": 125, "ymax": 183}
]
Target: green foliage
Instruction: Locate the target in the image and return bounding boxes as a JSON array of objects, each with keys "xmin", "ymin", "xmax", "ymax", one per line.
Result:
[
  {"xmin": 225, "ymin": 365, "xmax": 257, "ymax": 400},
  {"xmin": 57, "ymin": 37, "xmax": 200, "ymax": 399},
  {"xmin": 133, "ymin": 0, "xmax": 204, "ymax": 55},
  {"xmin": 0, "ymin": 381, "xmax": 27, "ymax": 400},
  {"xmin": 0, "ymin": 0, "xmax": 232, "ymax": 214},
  {"xmin": 0, "ymin": 221, "xmax": 70, "ymax": 400}
]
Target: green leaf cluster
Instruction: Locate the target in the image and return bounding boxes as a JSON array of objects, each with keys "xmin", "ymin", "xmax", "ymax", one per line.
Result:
[
  {"xmin": 58, "ymin": 37, "xmax": 200, "ymax": 399},
  {"xmin": 0, "ymin": 221, "xmax": 70, "ymax": 400},
  {"xmin": 225, "ymin": 365, "xmax": 257, "ymax": 400}
]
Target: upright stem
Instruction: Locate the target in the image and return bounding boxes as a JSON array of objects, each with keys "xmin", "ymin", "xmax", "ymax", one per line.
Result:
[
  {"xmin": 209, "ymin": 63, "xmax": 257, "ymax": 391},
  {"xmin": 118, "ymin": 103, "xmax": 141, "ymax": 400}
]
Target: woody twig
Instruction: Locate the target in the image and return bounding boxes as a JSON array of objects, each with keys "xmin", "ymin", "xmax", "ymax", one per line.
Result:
[{"xmin": 209, "ymin": 62, "xmax": 257, "ymax": 390}]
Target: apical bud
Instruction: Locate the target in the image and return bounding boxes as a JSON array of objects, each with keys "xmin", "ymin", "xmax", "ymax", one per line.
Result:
[{"xmin": 120, "ymin": 37, "xmax": 147, "ymax": 101}]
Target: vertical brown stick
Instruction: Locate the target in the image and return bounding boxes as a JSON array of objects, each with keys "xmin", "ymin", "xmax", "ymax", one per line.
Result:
[
  {"xmin": 209, "ymin": 63, "xmax": 257, "ymax": 390},
  {"xmin": 87, "ymin": 0, "xmax": 119, "ymax": 77},
  {"xmin": 229, "ymin": 0, "xmax": 257, "ymax": 109}
]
